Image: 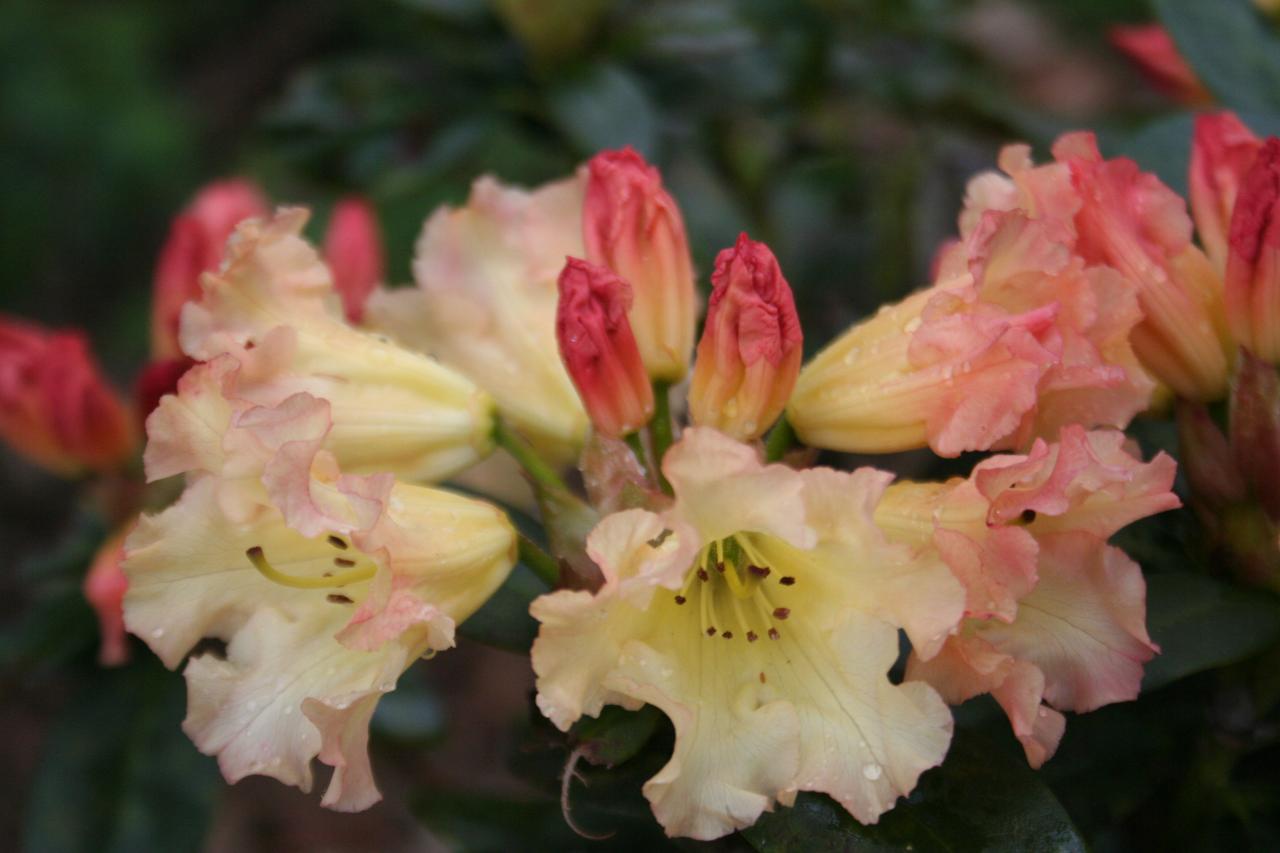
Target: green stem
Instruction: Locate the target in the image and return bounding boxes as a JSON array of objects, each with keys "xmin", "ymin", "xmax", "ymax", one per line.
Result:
[
  {"xmin": 764, "ymin": 415, "xmax": 797, "ymax": 463},
  {"xmin": 623, "ymin": 431, "xmax": 649, "ymax": 473},
  {"xmin": 493, "ymin": 417, "xmax": 570, "ymax": 494},
  {"xmin": 648, "ymin": 381, "xmax": 674, "ymax": 493},
  {"xmin": 518, "ymin": 535, "xmax": 561, "ymax": 588}
]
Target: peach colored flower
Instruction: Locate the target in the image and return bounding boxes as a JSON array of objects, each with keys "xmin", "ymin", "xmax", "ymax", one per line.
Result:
[
  {"xmin": 125, "ymin": 360, "xmax": 516, "ymax": 810},
  {"xmin": 1225, "ymin": 138, "xmax": 1280, "ymax": 362},
  {"xmin": 1190, "ymin": 112, "xmax": 1264, "ymax": 272},
  {"xmin": 556, "ymin": 258, "xmax": 654, "ymax": 439},
  {"xmin": 689, "ymin": 234, "xmax": 802, "ymax": 441},
  {"xmin": 532, "ymin": 428, "xmax": 962, "ymax": 839},
  {"xmin": 324, "ymin": 197, "xmax": 385, "ymax": 324},
  {"xmin": 584, "ymin": 148, "xmax": 697, "ymax": 382},
  {"xmin": 0, "ymin": 316, "xmax": 135, "ymax": 476},
  {"xmin": 878, "ymin": 426, "xmax": 1179, "ymax": 767}
]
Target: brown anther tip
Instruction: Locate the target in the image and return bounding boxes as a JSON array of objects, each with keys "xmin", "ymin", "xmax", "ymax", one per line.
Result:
[
  {"xmin": 759, "ymin": 672, "xmax": 767, "ymax": 683},
  {"xmin": 715, "ymin": 562, "xmax": 726, "ymax": 573},
  {"xmin": 334, "ymin": 557, "xmax": 356, "ymax": 567},
  {"xmin": 722, "ymin": 631, "xmax": 734, "ymax": 639},
  {"xmin": 674, "ymin": 595, "xmax": 687, "ymax": 605},
  {"xmin": 1020, "ymin": 509, "xmax": 1037, "ymax": 524},
  {"xmin": 772, "ymin": 607, "xmax": 790, "ymax": 620},
  {"xmin": 779, "ymin": 576, "xmax": 796, "ymax": 586},
  {"xmin": 768, "ymin": 628, "xmax": 780, "ymax": 640},
  {"xmin": 748, "ymin": 565, "xmax": 771, "ymax": 578},
  {"xmin": 697, "ymin": 569, "xmax": 709, "ymax": 582},
  {"xmin": 746, "ymin": 631, "xmax": 758, "ymax": 643},
  {"xmin": 246, "ymin": 545, "xmax": 264, "ymax": 559},
  {"xmin": 326, "ymin": 593, "xmax": 353, "ymax": 604},
  {"xmin": 244, "ymin": 340, "xmax": 256, "ymax": 350},
  {"xmin": 706, "ymin": 626, "xmax": 717, "ymax": 636},
  {"xmin": 327, "ymin": 535, "xmax": 349, "ymax": 550}
]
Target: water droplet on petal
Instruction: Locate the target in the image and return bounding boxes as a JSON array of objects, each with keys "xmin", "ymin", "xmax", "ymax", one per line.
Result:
[
  {"xmin": 150, "ymin": 628, "xmax": 165, "ymax": 639},
  {"xmin": 862, "ymin": 763, "xmax": 883, "ymax": 781}
]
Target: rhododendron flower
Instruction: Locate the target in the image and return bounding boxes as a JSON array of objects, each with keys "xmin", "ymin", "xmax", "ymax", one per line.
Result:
[
  {"xmin": 531, "ymin": 427, "xmax": 962, "ymax": 839},
  {"xmin": 84, "ymin": 526, "xmax": 132, "ymax": 667},
  {"xmin": 0, "ymin": 316, "xmax": 135, "ymax": 476},
  {"xmin": 1190, "ymin": 112, "xmax": 1264, "ymax": 272},
  {"xmin": 689, "ymin": 234, "xmax": 802, "ymax": 441},
  {"xmin": 151, "ymin": 179, "xmax": 269, "ymax": 359},
  {"xmin": 124, "ymin": 360, "xmax": 516, "ymax": 809},
  {"xmin": 179, "ymin": 208, "xmax": 495, "ymax": 483},
  {"xmin": 367, "ymin": 174, "xmax": 587, "ymax": 461},
  {"xmin": 876, "ymin": 426, "xmax": 1179, "ymax": 767},
  {"xmin": 1224, "ymin": 138, "xmax": 1280, "ymax": 362},
  {"xmin": 584, "ymin": 148, "xmax": 697, "ymax": 382},
  {"xmin": 1052, "ymin": 132, "xmax": 1231, "ymax": 400},
  {"xmin": 324, "ymin": 197, "xmax": 386, "ymax": 324},
  {"xmin": 1108, "ymin": 24, "xmax": 1210, "ymax": 105},
  {"xmin": 556, "ymin": 258, "xmax": 654, "ymax": 438},
  {"xmin": 788, "ymin": 205, "xmax": 1152, "ymax": 456}
]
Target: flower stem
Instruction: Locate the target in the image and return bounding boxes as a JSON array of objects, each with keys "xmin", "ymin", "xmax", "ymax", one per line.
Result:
[
  {"xmin": 493, "ymin": 417, "xmax": 570, "ymax": 495},
  {"xmin": 518, "ymin": 535, "xmax": 561, "ymax": 588},
  {"xmin": 764, "ymin": 415, "xmax": 797, "ymax": 463},
  {"xmin": 624, "ymin": 431, "xmax": 648, "ymax": 473},
  {"xmin": 648, "ymin": 381, "xmax": 674, "ymax": 493}
]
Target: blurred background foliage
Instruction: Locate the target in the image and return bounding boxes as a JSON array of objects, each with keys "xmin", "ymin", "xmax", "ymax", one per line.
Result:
[{"xmin": 4, "ymin": 0, "xmax": 1280, "ymax": 850}]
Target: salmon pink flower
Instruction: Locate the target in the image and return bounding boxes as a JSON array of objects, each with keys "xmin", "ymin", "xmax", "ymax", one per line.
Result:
[
  {"xmin": 0, "ymin": 317, "xmax": 135, "ymax": 476},
  {"xmin": 178, "ymin": 208, "xmax": 495, "ymax": 483},
  {"xmin": 584, "ymin": 148, "xmax": 697, "ymax": 382},
  {"xmin": 1190, "ymin": 112, "xmax": 1264, "ymax": 272},
  {"xmin": 878, "ymin": 427, "xmax": 1179, "ymax": 767},
  {"xmin": 124, "ymin": 360, "xmax": 516, "ymax": 810},
  {"xmin": 324, "ymin": 197, "xmax": 385, "ymax": 324},
  {"xmin": 84, "ymin": 526, "xmax": 132, "ymax": 666},
  {"xmin": 151, "ymin": 179, "xmax": 268, "ymax": 359},
  {"xmin": 367, "ymin": 174, "xmax": 588, "ymax": 461},
  {"xmin": 1108, "ymin": 24, "xmax": 1210, "ymax": 105},
  {"xmin": 689, "ymin": 235, "xmax": 802, "ymax": 441},
  {"xmin": 532, "ymin": 428, "xmax": 962, "ymax": 839},
  {"xmin": 1224, "ymin": 137, "xmax": 1280, "ymax": 362},
  {"xmin": 556, "ymin": 259, "xmax": 654, "ymax": 439}
]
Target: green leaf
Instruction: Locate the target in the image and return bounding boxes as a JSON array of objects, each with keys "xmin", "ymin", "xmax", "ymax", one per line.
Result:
[
  {"xmin": 23, "ymin": 660, "xmax": 219, "ymax": 853},
  {"xmin": 457, "ymin": 563, "xmax": 547, "ymax": 652},
  {"xmin": 1153, "ymin": 0, "xmax": 1280, "ymax": 114},
  {"xmin": 571, "ymin": 704, "xmax": 663, "ymax": 767},
  {"xmin": 743, "ymin": 728, "xmax": 1086, "ymax": 853},
  {"xmin": 1141, "ymin": 573, "xmax": 1280, "ymax": 692},
  {"xmin": 547, "ymin": 64, "xmax": 659, "ymax": 158}
]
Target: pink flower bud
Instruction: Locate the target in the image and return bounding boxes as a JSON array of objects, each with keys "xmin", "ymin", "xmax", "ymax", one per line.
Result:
[
  {"xmin": 556, "ymin": 258, "xmax": 654, "ymax": 438},
  {"xmin": 689, "ymin": 234, "xmax": 802, "ymax": 441},
  {"xmin": 584, "ymin": 148, "xmax": 696, "ymax": 381},
  {"xmin": 1108, "ymin": 24, "xmax": 1210, "ymax": 105},
  {"xmin": 151, "ymin": 179, "xmax": 268, "ymax": 359},
  {"xmin": 0, "ymin": 317, "xmax": 135, "ymax": 476},
  {"xmin": 1225, "ymin": 138, "xmax": 1280, "ymax": 361},
  {"xmin": 1191, "ymin": 113, "xmax": 1263, "ymax": 271},
  {"xmin": 324, "ymin": 197, "xmax": 385, "ymax": 323},
  {"xmin": 84, "ymin": 527, "xmax": 130, "ymax": 666}
]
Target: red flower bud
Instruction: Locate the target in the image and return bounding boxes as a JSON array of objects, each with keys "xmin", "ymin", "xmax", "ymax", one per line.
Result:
[
  {"xmin": 0, "ymin": 317, "xmax": 135, "ymax": 476},
  {"xmin": 1225, "ymin": 138, "xmax": 1280, "ymax": 362},
  {"xmin": 151, "ymin": 179, "xmax": 268, "ymax": 359},
  {"xmin": 689, "ymin": 234, "xmax": 802, "ymax": 440},
  {"xmin": 1191, "ymin": 112, "xmax": 1263, "ymax": 271},
  {"xmin": 1108, "ymin": 24, "xmax": 1210, "ymax": 105},
  {"xmin": 584, "ymin": 148, "xmax": 696, "ymax": 381},
  {"xmin": 84, "ymin": 527, "xmax": 130, "ymax": 666},
  {"xmin": 324, "ymin": 197, "xmax": 385, "ymax": 323},
  {"xmin": 556, "ymin": 258, "xmax": 654, "ymax": 438},
  {"xmin": 134, "ymin": 356, "xmax": 194, "ymax": 428}
]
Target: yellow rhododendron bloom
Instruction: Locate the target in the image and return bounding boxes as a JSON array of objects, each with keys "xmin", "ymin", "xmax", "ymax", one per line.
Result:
[
  {"xmin": 531, "ymin": 427, "xmax": 963, "ymax": 840},
  {"xmin": 181, "ymin": 208, "xmax": 495, "ymax": 482},
  {"xmin": 124, "ymin": 359, "xmax": 516, "ymax": 810}
]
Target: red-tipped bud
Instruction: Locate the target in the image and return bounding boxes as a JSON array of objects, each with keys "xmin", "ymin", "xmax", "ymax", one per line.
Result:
[
  {"xmin": 1191, "ymin": 112, "xmax": 1263, "ymax": 271},
  {"xmin": 584, "ymin": 148, "xmax": 696, "ymax": 382},
  {"xmin": 0, "ymin": 317, "xmax": 136, "ymax": 476},
  {"xmin": 1108, "ymin": 24, "xmax": 1210, "ymax": 105},
  {"xmin": 689, "ymin": 234, "xmax": 802, "ymax": 441},
  {"xmin": 83, "ymin": 527, "xmax": 130, "ymax": 666},
  {"xmin": 1225, "ymin": 138, "xmax": 1280, "ymax": 362},
  {"xmin": 324, "ymin": 197, "xmax": 385, "ymax": 323},
  {"xmin": 556, "ymin": 259, "xmax": 654, "ymax": 438},
  {"xmin": 151, "ymin": 179, "xmax": 268, "ymax": 359}
]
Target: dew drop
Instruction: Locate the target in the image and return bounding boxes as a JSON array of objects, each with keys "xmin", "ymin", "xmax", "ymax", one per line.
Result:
[
  {"xmin": 862, "ymin": 763, "xmax": 883, "ymax": 781},
  {"xmin": 150, "ymin": 627, "xmax": 166, "ymax": 639}
]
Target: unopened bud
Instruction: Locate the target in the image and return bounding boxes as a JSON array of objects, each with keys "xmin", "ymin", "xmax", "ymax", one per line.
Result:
[
  {"xmin": 1190, "ymin": 112, "xmax": 1263, "ymax": 271},
  {"xmin": 324, "ymin": 197, "xmax": 385, "ymax": 323},
  {"xmin": 1225, "ymin": 138, "xmax": 1280, "ymax": 362}
]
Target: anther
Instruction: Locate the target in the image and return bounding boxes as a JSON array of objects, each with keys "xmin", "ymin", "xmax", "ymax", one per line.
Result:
[
  {"xmin": 674, "ymin": 595, "xmax": 687, "ymax": 605},
  {"xmin": 773, "ymin": 607, "xmax": 790, "ymax": 620},
  {"xmin": 715, "ymin": 562, "xmax": 726, "ymax": 573},
  {"xmin": 759, "ymin": 672, "xmax": 767, "ymax": 683},
  {"xmin": 334, "ymin": 557, "xmax": 356, "ymax": 567},
  {"xmin": 779, "ymin": 576, "xmax": 795, "ymax": 586},
  {"xmin": 722, "ymin": 631, "xmax": 734, "ymax": 639},
  {"xmin": 768, "ymin": 628, "xmax": 780, "ymax": 640},
  {"xmin": 746, "ymin": 631, "xmax": 758, "ymax": 643},
  {"xmin": 1020, "ymin": 509, "xmax": 1037, "ymax": 524},
  {"xmin": 748, "ymin": 565, "xmax": 770, "ymax": 578},
  {"xmin": 327, "ymin": 593, "xmax": 353, "ymax": 604},
  {"xmin": 328, "ymin": 535, "xmax": 348, "ymax": 550},
  {"xmin": 706, "ymin": 626, "xmax": 718, "ymax": 637},
  {"xmin": 697, "ymin": 568, "xmax": 709, "ymax": 582}
]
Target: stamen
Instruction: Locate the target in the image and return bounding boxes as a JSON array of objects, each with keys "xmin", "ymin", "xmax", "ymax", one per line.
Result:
[
  {"xmin": 247, "ymin": 546, "xmax": 375, "ymax": 590},
  {"xmin": 779, "ymin": 576, "xmax": 796, "ymax": 586},
  {"xmin": 706, "ymin": 626, "xmax": 717, "ymax": 637},
  {"xmin": 773, "ymin": 607, "xmax": 790, "ymax": 620},
  {"xmin": 674, "ymin": 595, "xmax": 686, "ymax": 605},
  {"xmin": 334, "ymin": 557, "xmax": 356, "ymax": 567},
  {"xmin": 698, "ymin": 568, "xmax": 709, "ymax": 582},
  {"xmin": 722, "ymin": 631, "xmax": 734, "ymax": 639},
  {"xmin": 769, "ymin": 628, "xmax": 780, "ymax": 640},
  {"xmin": 746, "ymin": 631, "xmax": 758, "ymax": 642},
  {"xmin": 1019, "ymin": 509, "xmax": 1037, "ymax": 524},
  {"xmin": 327, "ymin": 536, "xmax": 348, "ymax": 550},
  {"xmin": 327, "ymin": 593, "xmax": 354, "ymax": 604},
  {"xmin": 748, "ymin": 565, "xmax": 770, "ymax": 578}
]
